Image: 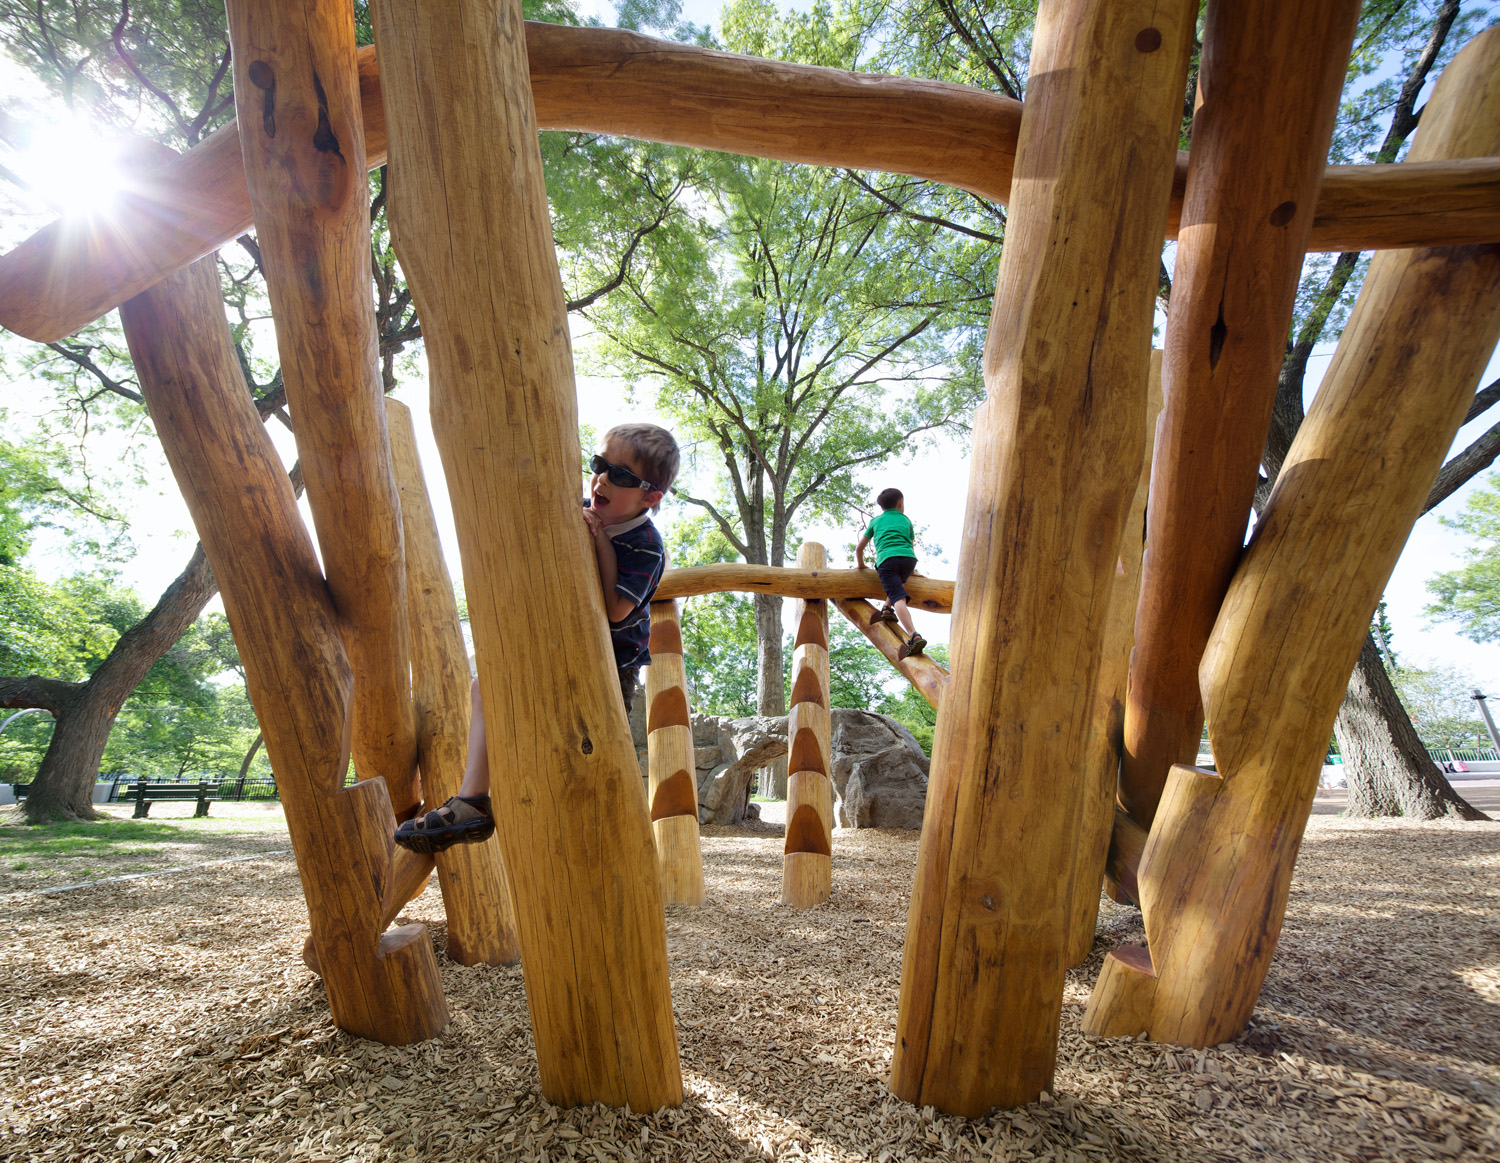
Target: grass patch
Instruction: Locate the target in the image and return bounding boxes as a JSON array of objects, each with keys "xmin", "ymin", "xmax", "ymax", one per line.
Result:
[
  {"xmin": 0, "ymin": 804, "xmax": 290, "ymax": 892},
  {"xmin": 0, "ymin": 817, "xmax": 186, "ymax": 859}
]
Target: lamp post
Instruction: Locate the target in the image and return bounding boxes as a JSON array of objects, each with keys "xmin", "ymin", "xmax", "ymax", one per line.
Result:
[{"xmin": 1472, "ymin": 689, "xmax": 1500, "ymax": 752}]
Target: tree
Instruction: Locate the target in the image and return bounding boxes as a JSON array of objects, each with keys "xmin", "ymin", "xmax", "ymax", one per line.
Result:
[
  {"xmin": 588, "ymin": 5, "xmax": 988, "ymax": 713},
  {"xmin": 1391, "ymin": 662, "xmax": 1491, "ymax": 750},
  {"xmin": 1425, "ymin": 472, "xmax": 1500, "ymax": 643}
]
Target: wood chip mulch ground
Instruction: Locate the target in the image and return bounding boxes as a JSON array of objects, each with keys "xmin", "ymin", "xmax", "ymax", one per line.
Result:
[{"xmin": 1, "ymin": 807, "xmax": 1496, "ymax": 1162}]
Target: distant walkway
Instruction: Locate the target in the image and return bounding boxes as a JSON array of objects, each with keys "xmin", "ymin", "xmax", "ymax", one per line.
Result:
[{"xmin": 1313, "ymin": 779, "xmax": 1500, "ymax": 816}]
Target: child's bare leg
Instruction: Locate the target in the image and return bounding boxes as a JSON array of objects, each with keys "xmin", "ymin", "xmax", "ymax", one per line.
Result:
[
  {"xmin": 457, "ymin": 677, "xmax": 491, "ymax": 798},
  {"xmin": 894, "ymin": 598, "xmax": 916, "ymax": 638}
]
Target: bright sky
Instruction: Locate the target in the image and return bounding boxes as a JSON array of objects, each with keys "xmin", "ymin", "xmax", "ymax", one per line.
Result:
[{"xmin": 2, "ymin": 0, "xmax": 1498, "ymax": 701}]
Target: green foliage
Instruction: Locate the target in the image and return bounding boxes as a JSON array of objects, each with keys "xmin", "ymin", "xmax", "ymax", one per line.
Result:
[
  {"xmin": 1391, "ymin": 663, "xmax": 1491, "ymax": 751},
  {"xmin": 1426, "ymin": 473, "xmax": 1500, "ymax": 643}
]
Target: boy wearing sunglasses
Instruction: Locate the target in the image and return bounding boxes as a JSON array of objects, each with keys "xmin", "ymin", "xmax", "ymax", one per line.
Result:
[{"xmin": 395, "ymin": 423, "xmax": 681, "ymax": 853}]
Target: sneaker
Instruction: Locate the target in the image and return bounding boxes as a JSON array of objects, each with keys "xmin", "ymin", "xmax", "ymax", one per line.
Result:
[
  {"xmin": 394, "ymin": 794, "xmax": 495, "ymax": 854},
  {"xmin": 898, "ymin": 633, "xmax": 927, "ymax": 660}
]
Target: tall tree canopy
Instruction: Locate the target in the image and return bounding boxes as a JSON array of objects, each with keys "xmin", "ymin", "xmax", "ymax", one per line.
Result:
[{"xmin": 1426, "ymin": 472, "xmax": 1500, "ymax": 644}]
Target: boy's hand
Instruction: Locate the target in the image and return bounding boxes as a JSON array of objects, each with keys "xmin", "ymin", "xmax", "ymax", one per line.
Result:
[
  {"xmin": 582, "ymin": 506, "xmax": 606, "ymax": 537},
  {"xmin": 856, "ymin": 557, "xmax": 868, "ymax": 570}
]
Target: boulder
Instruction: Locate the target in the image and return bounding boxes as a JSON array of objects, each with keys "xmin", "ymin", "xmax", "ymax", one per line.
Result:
[
  {"xmin": 629, "ymin": 692, "xmax": 929, "ymax": 829},
  {"xmin": 695, "ymin": 714, "xmax": 788, "ymax": 825},
  {"xmin": 829, "ymin": 708, "xmax": 930, "ymax": 830}
]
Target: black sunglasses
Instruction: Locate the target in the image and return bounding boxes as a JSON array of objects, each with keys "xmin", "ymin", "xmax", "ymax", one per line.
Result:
[{"xmin": 589, "ymin": 454, "xmax": 659, "ymax": 493}]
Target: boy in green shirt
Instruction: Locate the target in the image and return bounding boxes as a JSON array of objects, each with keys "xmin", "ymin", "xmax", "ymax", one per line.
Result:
[{"xmin": 855, "ymin": 487, "xmax": 926, "ymax": 660}]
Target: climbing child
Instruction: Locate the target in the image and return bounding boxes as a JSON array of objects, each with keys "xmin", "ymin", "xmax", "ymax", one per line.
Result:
[
  {"xmin": 855, "ymin": 487, "xmax": 927, "ymax": 660},
  {"xmin": 395, "ymin": 422, "xmax": 680, "ymax": 853}
]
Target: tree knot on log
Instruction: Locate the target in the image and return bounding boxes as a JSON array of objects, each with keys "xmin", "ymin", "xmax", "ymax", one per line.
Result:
[
  {"xmin": 311, "ymin": 73, "xmax": 345, "ymax": 162},
  {"xmin": 248, "ymin": 61, "xmax": 276, "ymax": 137}
]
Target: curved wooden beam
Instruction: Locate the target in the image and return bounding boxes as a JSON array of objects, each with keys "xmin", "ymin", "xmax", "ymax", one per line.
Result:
[
  {"xmin": 2, "ymin": 22, "xmax": 1497, "ymax": 343},
  {"xmin": 657, "ymin": 564, "xmax": 954, "ymax": 610}
]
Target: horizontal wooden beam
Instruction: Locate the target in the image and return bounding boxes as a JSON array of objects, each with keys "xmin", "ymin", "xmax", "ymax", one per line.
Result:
[
  {"xmin": 832, "ymin": 597, "xmax": 949, "ymax": 711},
  {"xmin": 656, "ymin": 564, "xmax": 954, "ymax": 611},
  {"xmin": 2, "ymin": 23, "xmax": 1497, "ymax": 342}
]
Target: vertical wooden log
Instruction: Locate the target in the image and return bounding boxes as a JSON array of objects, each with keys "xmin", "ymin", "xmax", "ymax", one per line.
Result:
[
  {"xmin": 644, "ymin": 600, "xmax": 706, "ymax": 905},
  {"xmin": 223, "ymin": 0, "xmax": 421, "ymax": 818},
  {"xmin": 120, "ymin": 253, "xmax": 447, "ymax": 1045},
  {"xmin": 889, "ymin": 0, "xmax": 1194, "ymax": 1115},
  {"xmin": 1064, "ymin": 352, "xmax": 1164, "ymax": 967},
  {"xmin": 832, "ymin": 598, "xmax": 949, "ymax": 711},
  {"xmin": 1119, "ymin": 0, "xmax": 1362, "ymax": 826},
  {"xmin": 783, "ymin": 543, "xmax": 834, "ymax": 908},
  {"xmin": 1084, "ymin": 27, "xmax": 1500, "ymax": 1047},
  {"xmin": 370, "ymin": 0, "xmax": 681, "ymax": 1110},
  {"xmin": 387, "ymin": 400, "xmax": 521, "ymax": 965}
]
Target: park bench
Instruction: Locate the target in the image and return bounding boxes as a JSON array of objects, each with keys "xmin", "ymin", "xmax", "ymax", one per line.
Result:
[
  {"xmin": 11, "ymin": 782, "xmax": 30, "ymax": 800},
  {"xmin": 124, "ymin": 780, "xmax": 222, "ymax": 818}
]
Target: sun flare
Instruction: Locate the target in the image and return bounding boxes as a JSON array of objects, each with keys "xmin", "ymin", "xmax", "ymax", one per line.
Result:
[{"xmin": 12, "ymin": 121, "xmax": 126, "ymax": 219}]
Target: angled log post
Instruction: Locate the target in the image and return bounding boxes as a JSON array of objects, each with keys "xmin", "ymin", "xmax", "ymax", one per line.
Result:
[
  {"xmin": 223, "ymin": 0, "xmax": 421, "ymax": 823},
  {"xmin": 1084, "ymin": 27, "xmax": 1500, "ymax": 1048},
  {"xmin": 387, "ymin": 400, "xmax": 521, "ymax": 965},
  {"xmin": 370, "ymin": 0, "xmax": 681, "ymax": 1110},
  {"xmin": 1065, "ymin": 352, "xmax": 1164, "ymax": 967},
  {"xmin": 832, "ymin": 597, "xmax": 949, "ymax": 712},
  {"xmin": 644, "ymin": 600, "xmax": 706, "ymax": 905},
  {"xmin": 1120, "ymin": 0, "xmax": 1362, "ymax": 829},
  {"xmin": 783, "ymin": 542, "xmax": 834, "ymax": 908},
  {"xmin": 119, "ymin": 252, "xmax": 446, "ymax": 1045},
  {"xmin": 889, "ymin": 0, "xmax": 1194, "ymax": 1116}
]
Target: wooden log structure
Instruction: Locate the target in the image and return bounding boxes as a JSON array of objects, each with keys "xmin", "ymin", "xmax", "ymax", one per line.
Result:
[
  {"xmin": 222, "ymin": 0, "xmax": 421, "ymax": 822},
  {"xmin": 783, "ymin": 542, "xmax": 835, "ymax": 909},
  {"xmin": 832, "ymin": 597, "xmax": 950, "ymax": 711},
  {"xmin": 643, "ymin": 600, "xmax": 706, "ymax": 906},
  {"xmin": 1084, "ymin": 26, "xmax": 1500, "ymax": 1048},
  {"xmin": 119, "ymin": 246, "xmax": 446, "ymax": 1044},
  {"xmin": 1120, "ymin": 0, "xmax": 1362, "ymax": 828},
  {"xmin": 1064, "ymin": 350, "xmax": 1164, "ymax": 968},
  {"xmin": 371, "ymin": 0, "xmax": 681, "ymax": 1109},
  {"xmin": 889, "ymin": 0, "xmax": 1195, "ymax": 1116},
  {"xmin": 657, "ymin": 565, "xmax": 953, "ymax": 611},
  {"xmin": 4, "ymin": 25, "xmax": 1500, "ymax": 343},
  {"xmin": 387, "ymin": 400, "xmax": 521, "ymax": 965}
]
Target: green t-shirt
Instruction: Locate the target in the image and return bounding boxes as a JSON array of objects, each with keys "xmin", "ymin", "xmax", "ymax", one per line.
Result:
[{"xmin": 864, "ymin": 509, "xmax": 916, "ymax": 565}]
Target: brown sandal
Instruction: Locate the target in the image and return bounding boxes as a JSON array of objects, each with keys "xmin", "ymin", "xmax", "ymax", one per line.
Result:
[{"xmin": 394, "ymin": 795, "xmax": 495, "ymax": 854}]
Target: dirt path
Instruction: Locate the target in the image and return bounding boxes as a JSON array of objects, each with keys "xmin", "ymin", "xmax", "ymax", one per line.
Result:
[{"xmin": 1, "ymin": 814, "xmax": 1496, "ymax": 1161}]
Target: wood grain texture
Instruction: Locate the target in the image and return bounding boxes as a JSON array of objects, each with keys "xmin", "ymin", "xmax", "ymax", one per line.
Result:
[
  {"xmin": 657, "ymin": 565, "xmax": 954, "ymax": 611},
  {"xmin": 7, "ymin": 24, "xmax": 1496, "ymax": 344},
  {"xmin": 644, "ymin": 601, "xmax": 705, "ymax": 905},
  {"xmin": 387, "ymin": 400, "xmax": 520, "ymax": 966},
  {"xmin": 1121, "ymin": 0, "xmax": 1362, "ymax": 828},
  {"xmin": 371, "ymin": 0, "xmax": 680, "ymax": 1109},
  {"xmin": 119, "ymin": 246, "xmax": 446, "ymax": 1045},
  {"xmin": 832, "ymin": 598, "xmax": 950, "ymax": 710},
  {"xmin": 783, "ymin": 544, "xmax": 834, "ymax": 909},
  {"xmin": 1065, "ymin": 350, "xmax": 1163, "ymax": 968},
  {"xmin": 224, "ymin": 0, "xmax": 420, "ymax": 820},
  {"xmin": 1085, "ymin": 28, "xmax": 1500, "ymax": 1048},
  {"xmin": 889, "ymin": 0, "xmax": 1195, "ymax": 1116}
]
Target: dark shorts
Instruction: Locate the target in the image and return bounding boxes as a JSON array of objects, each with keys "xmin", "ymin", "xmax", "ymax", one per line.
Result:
[
  {"xmin": 876, "ymin": 556, "xmax": 917, "ymax": 605},
  {"xmin": 619, "ymin": 666, "xmax": 640, "ymax": 714}
]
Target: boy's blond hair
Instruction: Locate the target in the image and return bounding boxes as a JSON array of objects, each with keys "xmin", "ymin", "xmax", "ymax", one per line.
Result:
[{"xmin": 605, "ymin": 423, "xmax": 680, "ymax": 513}]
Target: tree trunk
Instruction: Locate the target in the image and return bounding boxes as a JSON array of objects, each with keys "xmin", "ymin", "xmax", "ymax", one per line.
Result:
[
  {"xmin": 18, "ymin": 545, "xmax": 218, "ymax": 822},
  {"xmin": 1335, "ymin": 635, "xmax": 1488, "ymax": 820},
  {"xmin": 754, "ymin": 590, "xmax": 786, "ymax": 717}
]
